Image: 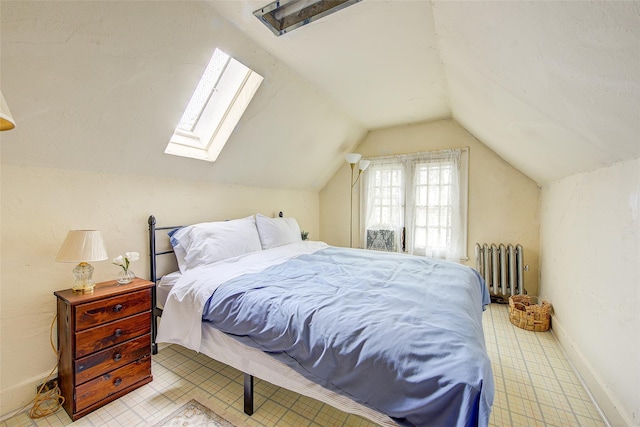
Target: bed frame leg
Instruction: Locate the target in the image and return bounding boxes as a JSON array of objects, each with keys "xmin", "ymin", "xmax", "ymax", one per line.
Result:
[{"xmin": 244, "ymin": 373, "xmax": 254, "ymax": 415}]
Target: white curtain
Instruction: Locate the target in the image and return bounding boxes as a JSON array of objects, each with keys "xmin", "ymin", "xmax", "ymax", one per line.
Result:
[
  {"xmin": 407, "ymin": 149, "xmax": 465, "ymax": 260},
  {"xmin": 361, "ymin": 159, "xmax": 405, "ymax": 252},
  {"xmin": 361, "ymin": 148, "xmax": 468, "ymax": 261}
]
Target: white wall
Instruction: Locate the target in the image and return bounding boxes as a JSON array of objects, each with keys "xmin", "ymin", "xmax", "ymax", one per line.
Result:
[
  {"xmin": 0, "ymin": 164, "xmax": 319, "ymax": 418},
  {"xmin": 540, "ymin": 157, "xmax": 640, "ymax": 426},
  {"xmin": 320, "ymin": 119, "xmax": 541, "ymax": 294}
]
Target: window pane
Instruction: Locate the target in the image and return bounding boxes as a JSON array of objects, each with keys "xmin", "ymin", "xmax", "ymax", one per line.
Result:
[
  {"xmin": 416, "ymin": 207, "xmax": 426, "ymax": 226},
  {"xmin": 428, "ymin": 208, "xmax": 439, "ymax": 227},
  {"xmin": 428, "ymin": 167, "xmax": 439, "ymax": 184},
  {"xmin": 416, "ymin": 186, "xmax": 426, "ymax": 205},
  {"xmin": 442, "ymin": 207, "xmax": 451, "ymax": 227},
  {"xmin": 428, "ymin": 186, "xmax": 439, "ymax": 205},
  {"xmin": 177, "ymin": 49, "xmax": 230, "ymax": 132},
  {"xmin": 441, "ymin": 186, "xmax": 450, "ymax": 205},
  {"xmin": 414, "ymin": 228, "xmax": 426, "ymax": 248},
  {"xmin": 442, "ymin": 166, "xmax": 452, "ymax": 184}
]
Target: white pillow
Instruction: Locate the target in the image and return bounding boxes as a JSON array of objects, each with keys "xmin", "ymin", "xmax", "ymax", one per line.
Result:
[
  {"xmin": 169, "ymin": 216, "xmax": 262, "ymax": 272},
  {"xmin": 168, "ymin": 227, "xmax": 188, "ymax": 272},
  {"xmin": 255, "ymin": 213, "xmax": 302, "ymax": 249}
]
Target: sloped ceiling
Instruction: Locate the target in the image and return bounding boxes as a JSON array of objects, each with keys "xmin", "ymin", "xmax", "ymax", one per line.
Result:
[
  {"xmin": 211, "ymin": 0, "xmax": 640, "ymax": 186},
  {"xmin": 433, "ymin": 1, "xmax": 640, "ymax": 185},
  {"xmin": 210, "ymin": 0, "xmax": 450, "ymax": 129},
  {"xmin": 1, "ymin": 1, "xmax": 639, "ymax": 190}
]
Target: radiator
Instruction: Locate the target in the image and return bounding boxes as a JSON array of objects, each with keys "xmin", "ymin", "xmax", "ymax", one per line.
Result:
[{"xmin": 475, "ymin": 243, "xmax": 525, "ymax": 298}]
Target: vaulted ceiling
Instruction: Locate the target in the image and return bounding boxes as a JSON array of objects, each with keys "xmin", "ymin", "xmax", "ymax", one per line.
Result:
[
  {"xmin": 211, "ymin": 0, "xmax": 640, "ymax": 186},
  {"xmin": 2, "ymin": 1, "xmax": 639, "ymax": 190}
]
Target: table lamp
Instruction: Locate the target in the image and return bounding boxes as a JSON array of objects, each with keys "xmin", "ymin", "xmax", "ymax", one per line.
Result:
[
  {"xmin": 56, "ymin": 230, "xmax": 108, "ymax": 292},
  {"xmin": 0, "ymin": 90, "xmax": 16, "ymax": 131}
]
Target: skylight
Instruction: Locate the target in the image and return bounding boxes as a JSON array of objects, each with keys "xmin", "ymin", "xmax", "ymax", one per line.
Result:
[
  {"xmin": 176, "ymin": 50, "xmax": 230, "ymax": 132},
  {"xmin": 166, "ymin": 49, "xmax": 263, "ymax": 162}
]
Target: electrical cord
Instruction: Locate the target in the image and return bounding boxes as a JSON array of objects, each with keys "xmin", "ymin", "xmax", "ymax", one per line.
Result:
[
  {"xmin": 28, "ymin": 314, "xmax": 65, "ymax": 418},
  {"xmin": 3, "ymin": 315, "xmax": 65, "ymax": 421}
]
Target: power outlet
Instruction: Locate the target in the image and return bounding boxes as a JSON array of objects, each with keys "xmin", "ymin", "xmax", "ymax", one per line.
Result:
[{"xmin": 36, "ymin": 378, "xmax": 58, "ymax": 394}]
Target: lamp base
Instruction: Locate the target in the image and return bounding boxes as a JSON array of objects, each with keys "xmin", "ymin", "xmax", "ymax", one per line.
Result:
[{"xmin": 71, "ymin": 262, "xmax": 96, "ymax": 292}]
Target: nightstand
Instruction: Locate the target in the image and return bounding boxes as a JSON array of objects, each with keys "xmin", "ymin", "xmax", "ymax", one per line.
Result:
[{"xmin": 54, "ymin": 278, "xmax": 154, "ymax": 421}]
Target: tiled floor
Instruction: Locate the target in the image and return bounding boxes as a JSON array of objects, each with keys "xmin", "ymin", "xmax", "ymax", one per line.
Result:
[{"xmin": 2, "ymin": 304, "xmax": 606, "ymax": 427}]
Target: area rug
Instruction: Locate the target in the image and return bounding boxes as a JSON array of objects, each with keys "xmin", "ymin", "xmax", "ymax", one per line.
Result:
[{"xmin": 152, "ymin": 399, "xmax": 236, "ymax": 427}]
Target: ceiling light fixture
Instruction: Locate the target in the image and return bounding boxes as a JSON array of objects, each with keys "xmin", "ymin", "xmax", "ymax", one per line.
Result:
[{"xmin": 254, "ymin": 0, "xmax": 362, "ymax": 36}]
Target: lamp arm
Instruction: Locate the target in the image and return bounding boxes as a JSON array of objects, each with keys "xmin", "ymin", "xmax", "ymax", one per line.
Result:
[{"xmin": 351, "ymin": 170, "xmax": 363, "ymax": 188}]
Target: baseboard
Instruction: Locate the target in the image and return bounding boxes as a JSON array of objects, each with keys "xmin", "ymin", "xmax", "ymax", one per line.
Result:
[
  {"xmin": 0, "ymin": 370, "xmax": 56, "ymax": 422},
  {"xmin": 549, "ymin": 315, "xmax": 631, "ymax": 427}
]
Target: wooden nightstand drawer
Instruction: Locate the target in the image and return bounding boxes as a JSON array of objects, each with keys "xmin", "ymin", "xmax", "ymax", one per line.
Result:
[
  {"xmin": 75, "ymin": 311, "xmax": 151, "ymax": 358},
  {"xmin": 56, "ymin": 278, "xmax": 154, "ymax": 421},
  {"xmin": 75, "ymin": 356, "xmax": 151, "ymax": 412},
  {"xmin": 75, "ymin": 289, "xmax": 151, "ymax": 331},
  {"xmin": 75, "ymin": 334, "xmax": 151, "ymax": 384}
]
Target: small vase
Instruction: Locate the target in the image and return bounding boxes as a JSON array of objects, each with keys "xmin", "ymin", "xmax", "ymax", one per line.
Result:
[{"xmin": 117, "ymin": 269, "xmax": 135, "ymax": 285}]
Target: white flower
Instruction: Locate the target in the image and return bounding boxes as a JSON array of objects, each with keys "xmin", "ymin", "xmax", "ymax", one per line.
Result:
[
  {"xmin": 125, "ymin": 252, "xmax": 140, "ymax": 262},
  {"xmin": 113, "ymin": 251, "xmax": 139, "ymax": 271}
]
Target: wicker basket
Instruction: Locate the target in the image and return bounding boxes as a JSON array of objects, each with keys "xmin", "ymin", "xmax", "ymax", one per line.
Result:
[{"xmin": 508, "ymin": 295, "xmax": 551, "ymax": 332}]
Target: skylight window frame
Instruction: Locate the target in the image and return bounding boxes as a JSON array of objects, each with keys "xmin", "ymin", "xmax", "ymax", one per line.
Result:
[{"xmin": 166, "ymin": 49, "xmax": 263, "ymax": 163}]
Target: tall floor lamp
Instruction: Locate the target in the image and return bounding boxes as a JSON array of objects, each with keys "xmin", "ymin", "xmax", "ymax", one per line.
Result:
[{"xmin": 345, "ymin": 153, "xmax": 370, "ymax": 248}]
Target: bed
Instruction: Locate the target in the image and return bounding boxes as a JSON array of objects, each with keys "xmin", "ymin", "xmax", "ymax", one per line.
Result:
[{"xmin": 148, "ymin": 214, "xmax": 494, "ymax": 427}]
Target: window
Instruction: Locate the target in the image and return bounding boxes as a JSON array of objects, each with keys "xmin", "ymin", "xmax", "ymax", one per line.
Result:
[
  {"xmin": 165, "ymin": 49, "xmax": 264, "ymax": 162},
  {"xmin": 362, "ymin": 148, "xmax": 468, "ymax": 260}
]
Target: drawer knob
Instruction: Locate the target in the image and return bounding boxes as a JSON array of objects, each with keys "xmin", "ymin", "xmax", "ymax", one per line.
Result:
[
  {"xmin": 113, "ymin": 378, "xmax": 122, "ymax": 387},
  {"xmin": 114, "ymin": 328, "xmax": 123, "ymax": 337},
  {"xmin": 113, "ymin": 304, "xmax": 123, "ymax": 312},
  {"xmin": 113, "ymin": 353, "xmax": 122, "ymax": 362}
]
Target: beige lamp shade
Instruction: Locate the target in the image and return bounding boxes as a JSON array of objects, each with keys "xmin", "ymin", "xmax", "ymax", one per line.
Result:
[
  {"xmin": 0, "ymin": 90, "xmax": 16, "ymax": 131},
  {"xmin": 56, "ymin": 230, "xmax": 108, "ymax": 263},
  {"xmin": 56, "ymin": 230, "xmax": 108, "ymax": 292}
]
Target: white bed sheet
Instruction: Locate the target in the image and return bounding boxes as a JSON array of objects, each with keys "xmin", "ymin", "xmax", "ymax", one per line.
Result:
[{"xmin": 156, "ymin": 271, "xmax": 181, "ymax": 308}]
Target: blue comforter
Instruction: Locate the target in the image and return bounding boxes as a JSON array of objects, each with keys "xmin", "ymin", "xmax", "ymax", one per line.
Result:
[{"xmin": 202, "ymin": 247, "xmax": 494, "ymax": 426}]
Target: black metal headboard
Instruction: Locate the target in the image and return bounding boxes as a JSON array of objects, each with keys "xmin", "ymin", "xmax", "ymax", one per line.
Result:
[
  {"xmin": 147, "ymin": 215, "xmax": 183, "ymax": 354},
  {"xmin": 147, "ymin": 215, "xmax": 182, "ymax": 283}
]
